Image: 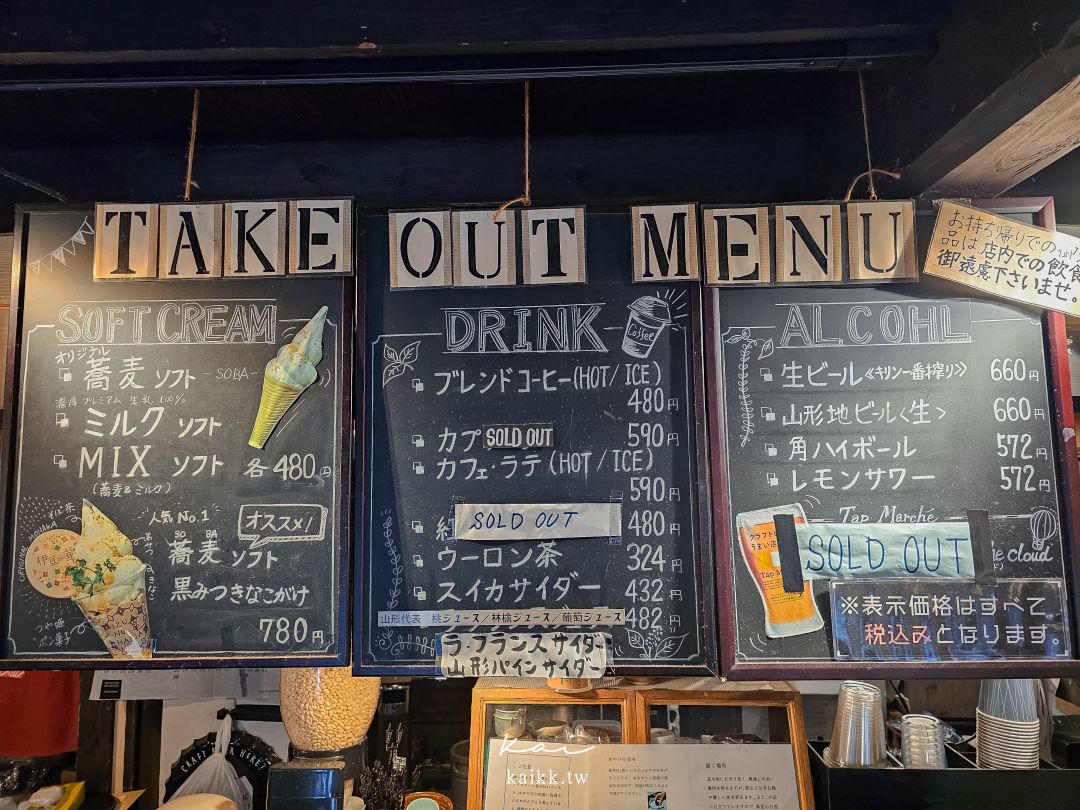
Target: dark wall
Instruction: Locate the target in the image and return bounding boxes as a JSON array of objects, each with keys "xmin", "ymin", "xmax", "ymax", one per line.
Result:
[{"xmin": 0, "ymin": 72, "xmax": 881, "ymax": 230}]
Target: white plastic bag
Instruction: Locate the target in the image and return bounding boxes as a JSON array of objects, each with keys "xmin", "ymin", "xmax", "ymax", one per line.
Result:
[{"xmin": 171, "ymin": 716, "xmax": 253, "ymax": 810}]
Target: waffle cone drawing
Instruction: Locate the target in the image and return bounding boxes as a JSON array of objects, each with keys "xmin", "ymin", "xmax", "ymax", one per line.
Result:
[
  {"xmin": 66, "ymin": 501, "xmax": 152, "ymax": 659},
  {"xmin": 247, "ymin": 306, "xmax": 327, "ymax": 449},
  {"xmin": 248, "ymin": 376, "xmax": 305, "ymax": 448},
  {"xmin": 76, "ymin": 585, "xmax": 152, "ymax": 659}
]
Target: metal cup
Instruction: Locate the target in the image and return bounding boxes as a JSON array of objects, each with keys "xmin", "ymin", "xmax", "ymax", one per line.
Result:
[{"xmin": 493, "ymin": 706, "xmax": 527, "ymax": 739}]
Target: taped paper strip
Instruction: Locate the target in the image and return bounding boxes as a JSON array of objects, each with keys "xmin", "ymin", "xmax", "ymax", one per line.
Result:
[
  {"xmin": 797, "ymin": 521, "xmax": 973, "ymax": 580},
  {"xmin": 379, "ymin": 608, "xmax": 625, "ymax": 627},
  {"xmin": 437, "ymin": 631, "xmax": 609, "ymax": 678},
  {"xmin": 455, "ymin": 502, "xmax": 622, "ymax": 542}
]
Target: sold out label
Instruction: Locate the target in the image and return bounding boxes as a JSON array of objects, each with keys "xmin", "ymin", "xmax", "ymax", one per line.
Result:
[
  {"xmin": 455, "ymin": 502, "xmax": 623, "ymax": 541},
  {"xmin": 795, "ymin": 521, "xmax": 974, "ymax": 580},
  {"xmin": 483, "ymin": 422, "xmax": 555, "ymax": 450}
]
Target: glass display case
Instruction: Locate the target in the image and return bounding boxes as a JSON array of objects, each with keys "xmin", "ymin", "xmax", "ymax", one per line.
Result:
[
  {"xmin": 467, "ymin": 679, "xmax": 639, "ymax": 810},
  {"xmin": 635, "ymin": 687, "xmax": 814, "ymax": 808},
  {"xmin": 468, "ymin": 680, "xmax": 813, "ymax": 810}
]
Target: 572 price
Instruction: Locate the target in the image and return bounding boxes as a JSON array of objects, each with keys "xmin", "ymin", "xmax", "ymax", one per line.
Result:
[{"xmin": 999, "ymin": 465, "xmax": 1036, "ymax": 492}]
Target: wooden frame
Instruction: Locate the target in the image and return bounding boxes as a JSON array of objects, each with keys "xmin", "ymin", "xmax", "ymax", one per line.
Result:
[
  {"xmin": 467, "ymin": 685, "xmax": 641, "ymax": 810},
  {"xmin": 0, "ymin": 205, "xmax": 354, "ymax": 668},
  {"xmin": 633, "ymin": 687, "xmax": 814, "ymax": 810},
  {"xmin": 708, "ymin": 196, "xmax": 1080, "ymax": 679}
]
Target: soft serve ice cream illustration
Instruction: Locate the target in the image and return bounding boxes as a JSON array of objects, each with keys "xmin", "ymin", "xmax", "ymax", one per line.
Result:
[
  {"xmin": 24, "ymin": 499, "xmax": 152, "ymax": 658},
  {"xmin": 248, "ymin": 306, "xmax": 327, "ymax": 449}
]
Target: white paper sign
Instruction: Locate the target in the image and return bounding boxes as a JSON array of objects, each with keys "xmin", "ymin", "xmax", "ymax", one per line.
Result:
[
  {"xmin": 455, "ymin": 502, "xmax": 622, "ymax": 541},
  {"xmin": 484, "ymin": 741, "xmax": 801, "ymax": 810},
  {"xmin": 438, "ymin": 631, "xmax": 609, "ymax": 678},
  {"xmin": 796, "ymin": 521, "xmax": 973, "ymax": 580}
]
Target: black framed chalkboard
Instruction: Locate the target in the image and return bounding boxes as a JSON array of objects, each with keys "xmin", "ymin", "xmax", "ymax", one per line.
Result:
[
  {"xmin": 707, "ymin": 198, "xmax": 1080, "ymax": 678},
  {"xmin": 708, "ymin": 273, "xmax": 1080, "ymax": 677},
  {"xmin": 356, "ymin": 211, "xmax": 715, "ymax": 674},
  {"xmin": 0, "ymin": 206, "xmax": 352, "ymax": 667}
]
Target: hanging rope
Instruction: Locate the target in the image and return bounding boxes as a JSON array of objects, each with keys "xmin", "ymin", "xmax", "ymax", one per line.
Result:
[
  {"xmin": 0, "ymin": 165, "xmax": 66, "ymax": 201},
  {"xmin": 494, "ymin": 81, "xmax": 532, "ymax": 220},
  {"xmin": 843, "ymin": 72, "xmax": 900, "ymax": 202},
  {"xmin": 183, "ymin": 88, "xmax": 201, "ymax": 201}
]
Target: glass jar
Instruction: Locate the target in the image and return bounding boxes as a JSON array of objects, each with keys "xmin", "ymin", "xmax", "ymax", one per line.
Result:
[{"xmin": 279, "ymin": 666, "xmax": 381, "ymax": 751}]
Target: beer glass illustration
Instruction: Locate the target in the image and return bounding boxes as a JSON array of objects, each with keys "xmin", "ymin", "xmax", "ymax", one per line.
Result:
[
  {"xmin": 735, "ymin": 503, "xmax": 824, "ymax": 638},
  {"xmin": 623, "ymin": 296, "xmax": 672, "ymax": 359}
]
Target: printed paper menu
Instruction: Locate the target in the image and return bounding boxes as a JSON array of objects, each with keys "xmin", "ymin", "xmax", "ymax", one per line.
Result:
[{"xmin": 484, "ymin": 740, "xmax": 800, "ymax": 810}]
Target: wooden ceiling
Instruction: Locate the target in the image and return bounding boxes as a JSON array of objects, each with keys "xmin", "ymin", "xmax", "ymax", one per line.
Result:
[{"xmin": 0, "ymin": 1, "xmax": 1076, "ymax": 232}]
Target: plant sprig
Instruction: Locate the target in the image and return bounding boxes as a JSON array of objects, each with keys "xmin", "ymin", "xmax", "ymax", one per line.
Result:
[{"xmin": 65, "ymin": 557, "xmax": 116, "ymax": 595}]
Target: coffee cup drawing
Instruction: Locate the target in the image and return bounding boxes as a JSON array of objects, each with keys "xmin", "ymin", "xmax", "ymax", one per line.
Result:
[{"xmin": 623, "ymin": 296, "xmax": 672, "ymax": 359}]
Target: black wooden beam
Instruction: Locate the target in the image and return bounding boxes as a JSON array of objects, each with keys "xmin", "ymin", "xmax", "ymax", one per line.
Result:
[
  {"xmin": 0, "ymin": 2, "xmax": 942, "ymax": 88},
  {"xmin": 75, "ymin": 671, "xmax": 116, "ymax": 796},
  {"xmin": 882, "ymin": 0, "xmax": 1080, "ymax": 197},
  {"xmin": 0, "ymin": 1, "xmax": 944, "ymax": 63},
  {"xmin": 124, "ymin": 700, "xmax": 163, "ymax": 809},
  {"xmin": 0, "ymin": 38, "xmax": 937, "ymax": 91}
]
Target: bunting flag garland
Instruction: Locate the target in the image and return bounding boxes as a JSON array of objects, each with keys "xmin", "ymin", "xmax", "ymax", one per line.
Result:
[{"xmin": 27, "ymin": 216, "xmax": 93, "ymax": 275}]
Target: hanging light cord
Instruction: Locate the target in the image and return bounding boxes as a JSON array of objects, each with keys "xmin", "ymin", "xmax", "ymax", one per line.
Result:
[
  {"xmin": 494, "ymin": 81, "xmax": 532, "ymax": 220},
  {"xmin": 183, "ymin": 88, "xmax": 201, "ymax": 201},
  {"xmin": 844, "ymin": 72, "xmax": 900, "ymax": 202}
]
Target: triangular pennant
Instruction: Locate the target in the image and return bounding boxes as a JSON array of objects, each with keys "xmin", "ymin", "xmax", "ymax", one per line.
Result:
[
  {"xmin": 71, "ymin": 231, "xmax": 86, "ymax": 245},
  {"xmin": 52, "ymin": 249, "xmax": 66, "ymax": 264}
]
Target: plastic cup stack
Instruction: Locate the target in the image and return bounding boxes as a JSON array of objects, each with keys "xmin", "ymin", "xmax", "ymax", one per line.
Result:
[
  {"xmin": 900, "ymin": 713, "xmax": 947, "ymax": 769},
  {"xmin": 824, "ymin": 680, "xmax": 887, "ymax": 768},
  {"xmin": 976, "ymin": 679, "xmax": 1040, "ymax": 770}
]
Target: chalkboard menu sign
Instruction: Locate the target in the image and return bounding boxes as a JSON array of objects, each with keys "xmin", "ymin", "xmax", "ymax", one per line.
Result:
[
  {"xmin": 0, "ymin": 208, "xmax": 350, "ymax": 665},
  {"xmin": 708, "ymin": 280, "xmax": 1074, "ymax": 674},
  {"xmin": 359, "ymin": 212, "xmax": 714, "ymax": 674}
]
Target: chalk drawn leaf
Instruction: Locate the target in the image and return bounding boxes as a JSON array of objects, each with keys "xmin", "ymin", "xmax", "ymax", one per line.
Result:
[
  {"xmin": 384, "ymin": 344, "xmax": 399, "ymax": 363},
  {"xmin": 383, "ymin": 363, "xmax": 405, "ymax": 387},
  {"xmin": 654, "ymin": 633, "xmax": 688, "ymax": 659},
  {"xmin": 758, "ymin": 338, "xmax": 775, "ymax": 360},
  {"xmin": 399, "ymin": 340, "xmax": 421, "ymax": 365},
  {"xmin": 626, "ymin": 627, "xmax": 646, "ymax": 652}
]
